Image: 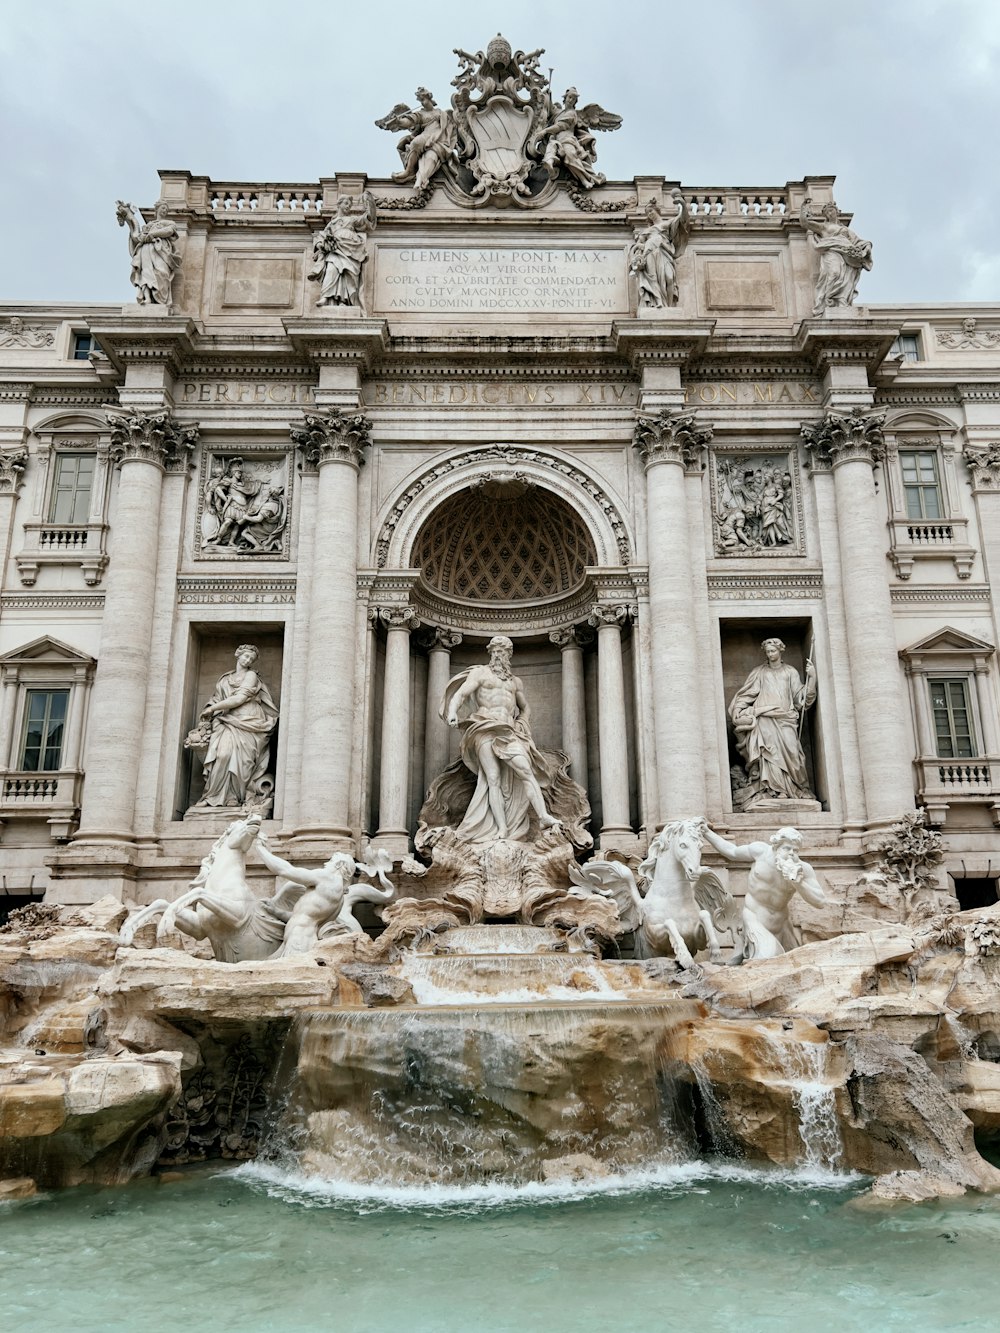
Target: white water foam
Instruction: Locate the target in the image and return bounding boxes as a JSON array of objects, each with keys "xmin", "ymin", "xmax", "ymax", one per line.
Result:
[{"xmin": 234, "ymin": 1157, "xmax": 861, "ymax": 1214}]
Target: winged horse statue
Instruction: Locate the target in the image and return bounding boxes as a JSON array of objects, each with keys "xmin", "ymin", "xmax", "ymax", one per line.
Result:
[
  {"xmin": 568, "ymin": 817, "xmax": 740, "ymax": 968},
  {"xmin": 119, "ymin": 813, "xmax": 306, "ymax": 963}
]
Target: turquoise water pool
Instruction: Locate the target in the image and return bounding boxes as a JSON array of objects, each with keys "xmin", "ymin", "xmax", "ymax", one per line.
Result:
[{"xmin": 2, "ymin": 1163, "xmax": 998, "ymax": 1332}]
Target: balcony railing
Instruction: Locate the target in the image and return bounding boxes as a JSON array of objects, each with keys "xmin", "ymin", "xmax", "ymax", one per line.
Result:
[
  {"xmin": 915, "ymin": 755, "xmax": 1000, "ymax": 826},
  {"xmin": 888, "ymin": 515, "xmax": 975, "ymax": 580},
  {"xmin": 0, "ymin": 769, "xmax": 82, "ymax": 841},
  {"xmin": 15, "ymin": 522, "xmax": 109, "ymax": 587}
]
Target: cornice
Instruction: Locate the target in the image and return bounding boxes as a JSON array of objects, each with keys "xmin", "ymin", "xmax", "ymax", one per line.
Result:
[
  {"xmin": 612, "ymin": 318, "xmax": 716, "ymax": 368},
  {"xmin": 282, "ymin": 319, "xmax": 388, "ymax": 369}
]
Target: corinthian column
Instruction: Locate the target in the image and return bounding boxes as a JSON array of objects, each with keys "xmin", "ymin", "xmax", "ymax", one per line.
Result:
[
  {"xmin": 633, "ymin": 410, "xmax": 712, "ymax": 824},
  {"xmin": 587, "ymin": 602, "xmax": 634, "ymax": 841},
  {"xmin": 423, "ymin": 627, "xmax": 462, "ymax": 797},
  {"xmin": 549, "ymin": 626, "xmax": 589, "ymax": 789},
  {"xmin": 76, "ymin": 410, "xmax": 197, "ymax": 841},
  {"xmin": 803, "ymin": 409, "xmax": 914, "ymax": 823},
  {"xmin": 290, "ymin": 410, "xmax": 370, "ymax": 842}
]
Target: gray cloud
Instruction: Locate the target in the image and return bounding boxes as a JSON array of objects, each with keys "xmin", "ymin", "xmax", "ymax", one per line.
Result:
[{"xmin": 1, "ymin": 0, "xmax": 997, "ymax": 303}]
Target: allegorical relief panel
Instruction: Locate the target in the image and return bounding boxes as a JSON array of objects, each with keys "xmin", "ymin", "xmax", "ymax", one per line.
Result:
[
  {"xmin": 709, "ymin": 449, "xmax": 803, "ymax": 557},
  {"xmin": 196, "ymin": 449, "xmax": 292, "ymax": 559}
]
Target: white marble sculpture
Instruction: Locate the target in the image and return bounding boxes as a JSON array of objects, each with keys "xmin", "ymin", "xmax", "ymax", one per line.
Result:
[
  {"xmin": 308, "ymin": 193, "xmax": 377, "ymax": 311},
  {"xmin": 443, "ymin": 635, "xmax": 561, "ymax": 843},
  {"xmin": 728, "ymin": 638, "xmax": 816, "ymax": 807},
  {"xmin": 799, "ymin": 198, "xmax": 873, "ymax": 317},
  {"xmin": 701, "ymin": 824, "xmax": 827, "ymax": 960},
  {"xmin": 715, "ymin": 456, "xmax": 794, "ymax": 552},
  {"xmin": 537, "ymin": 87, "xmax": 621, "ymax": 190},
  {"xmin": 375, "ymin": 88, "xmax": 456, "ymax": 194},
  {"xmin": 120, "ymin": 814, "xmax": 301, "ymax": 962},
  {"xmin": 376, "ymin": 38, "xmax": 621, "ymax": 205},
  {"xmin": 253, "ymin": 843, "xmax": 396, "ymax": 957},
  {"xmin": 115, "ymin": 200, "xmax": 180, "ymax": 307},
  {"xmin": 185, "ymin": 645, "xmax": 278, "ymax": 812},
  {"xmin": 569, "ymin": 818, "xmax": 740, "ymax": 968},
  {"xmin": 629, "ymin": 193, "xmax": 686, "ymax": 308}
]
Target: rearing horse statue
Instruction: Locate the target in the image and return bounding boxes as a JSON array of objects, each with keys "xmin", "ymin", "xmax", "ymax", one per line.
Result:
[
  {"xmin": 568, "ymin": 817, "xmax": 739, "ymax": 968},
  {"xmin": 119, "ymin": 814, "xmax": 304, "ymax": 962}
]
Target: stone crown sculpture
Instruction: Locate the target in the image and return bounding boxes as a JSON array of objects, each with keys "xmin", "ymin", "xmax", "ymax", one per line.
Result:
[{"xmin": 376, "ymin": 34, "xmax": 621, "ymax": 207}]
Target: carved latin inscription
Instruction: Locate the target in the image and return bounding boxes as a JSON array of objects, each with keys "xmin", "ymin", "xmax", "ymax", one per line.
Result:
[{"xmin": 374, "ymin": 246, "xmax": 629, "ymax": 313}]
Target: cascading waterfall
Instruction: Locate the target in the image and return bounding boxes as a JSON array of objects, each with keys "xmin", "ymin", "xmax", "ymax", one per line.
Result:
[
  {"xmin": 266, "ymin": 998, "xmax": 705, "ymax": 1186},
  {"xmin": 754, "ymin": 1033, "xmax": 843, "ymax": 1170}
]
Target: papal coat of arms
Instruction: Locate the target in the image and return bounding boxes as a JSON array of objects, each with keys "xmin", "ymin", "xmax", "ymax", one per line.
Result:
[{"xmin": 376, "ymin": 34, "xmax": 621, "ymax": 207}]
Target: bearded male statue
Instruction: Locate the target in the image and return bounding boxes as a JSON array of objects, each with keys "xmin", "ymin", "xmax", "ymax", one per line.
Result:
[
  {"xmin": 700, "ymin": 823, "xmax": 827, "ymax": 961},
  {"xmin": 442, "ymin": 635, "xmax": 561, "ymax": 843}
]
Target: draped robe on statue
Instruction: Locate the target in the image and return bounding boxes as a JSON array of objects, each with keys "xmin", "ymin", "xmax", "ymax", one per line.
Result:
[
  {"xmin": 198, "ymin": 669, "xmax": 278, "ymax": 807},
  {"xmin": 728, "ymin": 662, "xmax": 815, "ymax": 800},
  {"xmin": 441, "ymin": 669, "xmax": 557, "ymax": 844}
]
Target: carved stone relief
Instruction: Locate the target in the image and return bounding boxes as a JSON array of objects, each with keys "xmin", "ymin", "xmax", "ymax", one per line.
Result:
[
  {"xmin": 709, "ymin": 450, "xmax": 803, "ymax": 557},
  {"xmin": 197, "ymin": 450, "xmax": 292, "ymax": 558},
  {"xmin": 0, "ymin": 317, "xmax": 54, "ymax": 350},
  {"xmin": 375, "ymin": 34, "xmax": 621, "ymax": 208},
  {"xmin": 936, "ymin": 319, "xmax": 1000, "ymax": 351}
]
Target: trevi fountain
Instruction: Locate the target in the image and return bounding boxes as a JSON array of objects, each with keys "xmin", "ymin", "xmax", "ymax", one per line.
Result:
[{"xmin": 4, "ymin": 32, "xmax": 1000, "ymax": 1333}]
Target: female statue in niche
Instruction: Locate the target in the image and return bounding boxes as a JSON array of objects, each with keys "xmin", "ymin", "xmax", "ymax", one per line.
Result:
[
  {"xmin": 186, "ymin": 645, "xmax": 278, "ymax": 811},
  {"xmin": 728, "ymin": 637, "xmax": 816, "ymax": 806}
]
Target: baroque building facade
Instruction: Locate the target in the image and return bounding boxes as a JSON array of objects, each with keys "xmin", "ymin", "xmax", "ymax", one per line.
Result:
[{"xmin": 2, "ymin": 38, "xmax": 1000, "ymax": 914}]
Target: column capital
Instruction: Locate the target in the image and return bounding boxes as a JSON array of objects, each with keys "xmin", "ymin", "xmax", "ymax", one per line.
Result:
[
  {"xmin": 963, "ymin": 441, "xmax": 1000, "ymax": 492},
  {"xmin": 418, "ymin": 625, "xmax": 463, "ymax": 651},
  {"xmin": 633, "ymin": 409, "xmax": 712, "ymax": 471},
  {"xmin": 588, "ymin": 602, "xmax": 636, "ymax": 630},
  {"xmin": 371, "ymin": 604, "xmax": 417, "ymax": 631},
  {"xmin": 291, "ymin": 409, "xmax": 371, "ymax": 470},
  {"xmin": 801, "ymin": 407, "xmax": 885, "ymax": 471},
  {"xmin": 549, "ymin": 625, "xmax": 593, "ymax": 649},
  {"xmin": 0, "ymin": 446, "xmax": 28, "ymax": 495},
  {"xmin": 106, "ymin": 408, "xmax": 198, "ymax": 470}
]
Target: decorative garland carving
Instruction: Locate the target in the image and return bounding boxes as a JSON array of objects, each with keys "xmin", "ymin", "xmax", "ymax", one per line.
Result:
[{"xmin": 568, "ymin": 191, "xmax": 637, "ymax": 213}]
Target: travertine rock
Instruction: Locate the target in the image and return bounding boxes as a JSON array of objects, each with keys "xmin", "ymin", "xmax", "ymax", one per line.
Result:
[{"xmin": 0, "ymin": 1052, "xmax": 180, "ymax": 1187}]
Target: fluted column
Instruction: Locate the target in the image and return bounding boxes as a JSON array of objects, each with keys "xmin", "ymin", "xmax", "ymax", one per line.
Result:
[
  {"xmin": 290, "ymin": 411, "xmax": 370, "ymax": 841},
  {"xmin": 76, "ymin": 410, "xmax": 197, "ymax": 840},
  {"xmin": 588, "ymin": 602, "xmax": 634, "ymax": 840},
  {"xmin": 634, "ymin": 411, "xmax": 712, "ymax": 823},
  {"xmin": 549, "ymin": 626, "xmax": 589, "ymax": 788},
  {"xmin": 803, "ymin": 409, "xmax": 915, "ymax": 823},
  {"xmin": 423, "ymin": 627, "xmax": 462, "ymax": 797},
  {"xmin": 374, "ymin": 606, "xmax": 416, "ymax": 852}
]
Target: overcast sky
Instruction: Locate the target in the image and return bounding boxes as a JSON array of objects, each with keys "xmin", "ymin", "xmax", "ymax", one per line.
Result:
[{"xmin": 1, "ymin": 0, "xmax": 998, "ymax": 306}]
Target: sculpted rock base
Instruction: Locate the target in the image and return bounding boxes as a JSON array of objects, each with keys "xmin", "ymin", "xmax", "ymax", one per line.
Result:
[{"xmin": 6, "ymin": 898, "xmax": 1000, "ymax": 1202}]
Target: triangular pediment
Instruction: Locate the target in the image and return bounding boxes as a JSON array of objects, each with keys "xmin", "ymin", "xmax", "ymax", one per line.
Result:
[
  {"xmin": 0, "ymin": 635, "xmax": 96, "ymax": 668},
  {"xmin": 900, "ymin": 626, "xmax": 996, "ymax": 658}
]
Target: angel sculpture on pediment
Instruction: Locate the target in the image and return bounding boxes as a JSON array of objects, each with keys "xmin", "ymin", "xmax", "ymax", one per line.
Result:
[
  {"xmin": 375, "ymin": 89, "xmax": 457, "ymax": 194},
  {"xmin": 536, "ymin": 87, "xmax": 622, "ymax": 190}
]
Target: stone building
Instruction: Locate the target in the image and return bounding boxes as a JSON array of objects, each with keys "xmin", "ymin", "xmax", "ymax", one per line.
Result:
[{"xmin": 2, "ymin": 38, "xmax": 1000, "ymax": 915}]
